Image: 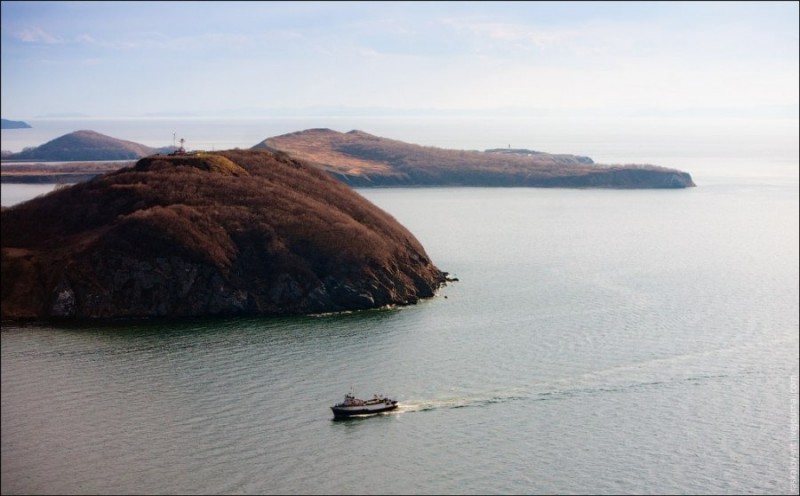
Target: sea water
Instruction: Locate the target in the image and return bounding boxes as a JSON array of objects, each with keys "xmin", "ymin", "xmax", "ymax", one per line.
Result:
[{"xmin": 1, "ymin": 117, "xmax": 798, "ymax": 494}]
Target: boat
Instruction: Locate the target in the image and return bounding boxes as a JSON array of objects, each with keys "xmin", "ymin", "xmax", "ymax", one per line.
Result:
[{"xmin": 331, "ymin": 391, "xmax": 398, "ymax": 419}]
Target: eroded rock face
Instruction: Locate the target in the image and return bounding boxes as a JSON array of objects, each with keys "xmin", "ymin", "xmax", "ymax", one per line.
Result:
[
  {"xmin": 57, "ymin": 253, "xmax": 440, "ymax": 319},
  {"xmin": 1, "ymin": 150, "xmax": 447, "ymax": 320}
]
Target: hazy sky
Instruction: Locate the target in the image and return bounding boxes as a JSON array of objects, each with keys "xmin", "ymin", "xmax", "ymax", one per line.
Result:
[{"xmin": 1, "ymin": 1, "xmax": 798, "ymax": 119}]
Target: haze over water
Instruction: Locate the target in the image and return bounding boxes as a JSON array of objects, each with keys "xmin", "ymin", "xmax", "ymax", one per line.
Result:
[
  {"xmin": 2, "ymin": 116, "xmax": 798, "ymax": 494},
  {"xmin": 2, "ymin": 1, "xmax": 798, "ymax": 492}
]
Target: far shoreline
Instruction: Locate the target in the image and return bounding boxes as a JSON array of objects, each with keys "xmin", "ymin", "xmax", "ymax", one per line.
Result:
[{"xmin": 0, "ymin": 159, "xmax": 133, "ymax": 183}]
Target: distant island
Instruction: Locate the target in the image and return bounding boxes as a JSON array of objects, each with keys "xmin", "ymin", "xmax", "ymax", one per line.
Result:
[
  {"xmin": 2, "ymin": 128, "xmax": 695, "ymax": 189},
  {"xmin": 4, "ymin": 130, "xmax": 173, "ymax": 162},
  {"xmin": 1, "ymin": 119, "xmax": 32, "ymax": 129},
  {"xmin": 1, "ymin": 150, "xmax": 448, "ymax": 320},
  {"xmin": 1, "ymin": 160, "xmax": 135, "ymax": 184},
  {"xmin": 255, "ymin": 129, "xmax": 695, "ymax": 188}
]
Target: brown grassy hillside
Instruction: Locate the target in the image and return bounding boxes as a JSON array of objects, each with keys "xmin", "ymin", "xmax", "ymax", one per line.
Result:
[
  {"xmin": 255, "ymin": 129, "xmax": 695, "ymax": 188},
  {"xmin": 1, "ymin": 149, "xmax": 447, "ymax": 320},
  {"xmin": 8, "ymin": 130, "xmax": 165, "ymax": 161}
]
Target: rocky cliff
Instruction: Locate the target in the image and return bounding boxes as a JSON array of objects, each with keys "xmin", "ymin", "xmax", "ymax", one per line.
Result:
[{"xmin": 1, "ymin": 150, "xmax": 447, "ymax": 320}]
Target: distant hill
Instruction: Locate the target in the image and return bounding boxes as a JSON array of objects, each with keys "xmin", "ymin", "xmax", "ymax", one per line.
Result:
[
  {"xmin": 1, "ymin": 119, "xmax": 32, "ymax": 129},
  {"xmin": 1, "ymin": 149, "xmax": 447, "ymax": 320},
  {"xmin": 7, "ymin": 130, "xmax": 171, "ymax": 161},
  {"xmin": 255, "ymin": 129, "xmax": 695, "ymax": 189}
]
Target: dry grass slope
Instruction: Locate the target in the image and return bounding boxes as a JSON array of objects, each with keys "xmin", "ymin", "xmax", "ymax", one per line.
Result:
[
  {"xmin": 1, "ymin": 149, "xmax": 445, "ymax": 319},
  {"xmin": 255, "ymin": 128, "xmax": 695, "ymax": 188},
  {"xmin": 9, "ymin": 130, "xmax": 161, "ymax": 161}
]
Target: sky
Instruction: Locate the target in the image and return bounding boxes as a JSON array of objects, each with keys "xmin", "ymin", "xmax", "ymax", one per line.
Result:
[{"xmin": 1, "ymin": 1, "xmax": 798, "ymax": 119}]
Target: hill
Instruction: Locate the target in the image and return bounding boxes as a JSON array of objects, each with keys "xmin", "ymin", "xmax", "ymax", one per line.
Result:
[
  {"xmin": 7, "ymin": 130, "xmax": 171, "ymax": 161},
  {"xmin": 1, "ymin": 119, "xmax": 32, "ymax": 129},
  {"xmin": 254, "ymin": 129, "xmax": 695, "ymax": 188},
  {"xmin": 1, "ymin": 149, "xmax": 447, "ymax": 320}
]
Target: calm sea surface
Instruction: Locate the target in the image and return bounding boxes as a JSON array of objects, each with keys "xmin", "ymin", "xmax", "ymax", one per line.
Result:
[{"xmin": 2, "ymin": 118, "xmax": 799, "ymax": 494}]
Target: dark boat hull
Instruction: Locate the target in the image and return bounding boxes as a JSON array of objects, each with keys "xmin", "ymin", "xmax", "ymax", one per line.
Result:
[{"xmin": 330, "ymin": 403, "xmax": 398, "ymax": 419}]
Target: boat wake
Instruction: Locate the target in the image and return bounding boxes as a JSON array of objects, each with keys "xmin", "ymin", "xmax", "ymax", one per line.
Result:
[
  {"xmin": 396, "ymin": 389, "xmax": 530, "ymax": 414},
  {"xmin": 394, "ymin": 364, "xmax": 736, "ymax": 415}
]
